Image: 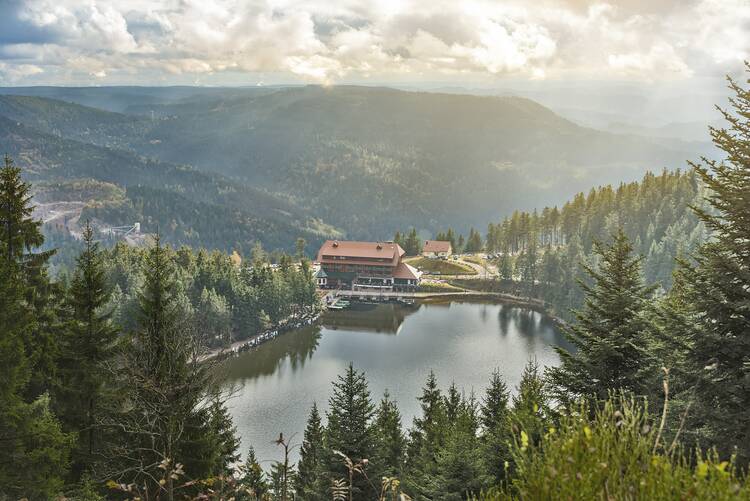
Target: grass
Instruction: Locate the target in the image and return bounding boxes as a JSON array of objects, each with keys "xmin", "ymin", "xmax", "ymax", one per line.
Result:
[
  {"xmin": 418, "ymin": 280, "xmax": 466, "ymax": 293},
  {"xmin": 463, "ymin": 254, "xmax": 488, "ymax": 267},
  {"xmin": 405, "ymin": 256, "xmax": 477, "ymax": 276}
]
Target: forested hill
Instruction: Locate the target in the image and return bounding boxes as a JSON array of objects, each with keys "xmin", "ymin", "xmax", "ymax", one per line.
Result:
[
  {"xmin": 483, "ymin": 169, "xmax": 707, "ymax": 318},
  {"xmin": 0, "ymin": 111, "xmax": 338, "ymax": 257},
  {"xmin": 0, "ymin": 86, "xmax": 711, "ymax": 238}
]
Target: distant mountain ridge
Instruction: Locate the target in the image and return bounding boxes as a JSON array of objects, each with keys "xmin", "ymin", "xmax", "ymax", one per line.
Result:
[
  {"xmin": 0, "ymin": 85, "xmax": 712, "ymax": 246},
  {"xmin": 0, "ymin": 111, "xmax": 337, "ymax": 254}
]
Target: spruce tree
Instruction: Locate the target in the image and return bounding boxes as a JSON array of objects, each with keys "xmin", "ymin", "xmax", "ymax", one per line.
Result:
[
  {"xmin": 237, "ymin": 447, "xmax": 268, "ymax": 500},
  {"xmin": 0, "ymin": 156, "xmax": 73, "ymax": 499},
  {"xmin": 295, "ymin": 403, "xmax": 326, "ymax": 500},
  {"xmin": 323, "ymin": 363, "xmax": 376, "ymax": 497},
  {"xmin": 677, "ymin": 65, "xmax": 750, "ymax": 463},
  {"xmin": 405, "ymin": 370, "xmax": 447, "ymax": 497},
  {"xmin": 371, "ymin": 391, "xmax": 406, "ymax": 480},
  {"xmin": 0, "ymin": 155, "xmax": 58, "ymax": 399},
  {"xmin": 548, "ymin": 230, "xmax": 656, "ymax": 404},
  {"xmin": 480, "ymin": 370, "xmax": 512, "ymax": 483},
  {"xmin": 55, "ymin": 221, "xmax": 119, "ymax": 479},
  {"xmin": 110, "ymin": 236, "xmax": 236, "ymax": 498},
  {"xmin": 505, "ymin": 360, "xmax": 552, "ymax": 478},
  {"xmin": 431, "ymin": 395, "xmax": 487, "ymax": 499}
]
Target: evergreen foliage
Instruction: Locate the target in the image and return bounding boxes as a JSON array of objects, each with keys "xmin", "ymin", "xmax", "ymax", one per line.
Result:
[
  {"xmin": 486, "ymin": 168, "xmax": 706, "ymax": 319},
  {"xmin": 0, "ymin": 156, "xmax": 73, "ymax": 500},
  {"xmin": 673, "ymin": 64, "xmax": 750, "ymax": 465},
  {"xmin": 54, "ymin": 221, "xmax": 119, "ymax": 480},
  {"xmin": 548, "ymin": 230, "xmax": 657, "ymax": 404},
  {"xmin": 323, "ymin": 363, "xmax": 377, "ymax": 497},
  {"xmin": 295, "ymin": 403, "xmax": 327, "ymax": 500},
  {"xmin": 372, "ymin": 391, "xmax": 407, "ymax": 480}
]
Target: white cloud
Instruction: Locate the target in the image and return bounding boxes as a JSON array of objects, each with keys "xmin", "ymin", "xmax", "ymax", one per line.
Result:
[{"xmin": 0, "ymin": 0, "xmax": 747, "ymax": 85}]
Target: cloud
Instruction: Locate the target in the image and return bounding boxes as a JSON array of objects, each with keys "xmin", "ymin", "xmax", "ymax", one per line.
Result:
[{"xmin": 0, "ymin": 0, "xmax": 747, "ymax": 85}]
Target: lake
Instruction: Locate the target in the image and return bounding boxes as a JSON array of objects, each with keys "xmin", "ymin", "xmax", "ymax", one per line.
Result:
[{"xmin": 218, "ymin": 300, "xmax": 569, "ymax": 465}]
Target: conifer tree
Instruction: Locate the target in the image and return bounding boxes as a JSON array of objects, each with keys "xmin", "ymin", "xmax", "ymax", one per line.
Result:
[
  {"xmin": 444, "ymin": 382, "xmax": 463, "ymax": 424},
  {"xmin": 480, "ymin": 370, "xmax": 512, "ymax": 483},
  {"xmin": 324, "ymin": 363, "xmax": 376, "ymax": 497},
  {"xmin": 405, "ymin": 370, "xmax": 447, "ymax": 497},
  {"xmin": 238, "ymin": 447, "xmax": 268, "ymax": 500},
  {"xmin": 432, "ymin": 395, "xmax": 487, "ymax": 499},
  {"xmin": 404, "ymin": 228, "xmax": 422, "ymax": 256},
  {"xmin": 109, "ymin": 236, "xmax": 235, "ymax": 498},
  {"xmin": 371, "ymin": 391, "xmax": 406, "ymax": 480},
  {"xmin": 55, "ymin": 221, "xmax": 119, "ymax": 479},
  {"xmin": 548, "ymin": 230, "xmax": 656, "ymax": 404},
  {"xmin": 0, "ymin": 156, "xmax": 73, "ymax": 499},
  {"xmin": 676, "ymin": 65, "xmax": 750, "ymax": 463},
  {"xmin": 295, "ymin": 403, "xmax": 326, "ymax": 500},
  {"xmin": 499, "ymin": 243, "xmax": 513, "ymax": 281},
  {"xmin": 505, "ymin": 360, "xmax": 552, "ymax": 479},
  {"xmin": 446, "ymin": 228, "xmax": 457, "ymax": 253}
]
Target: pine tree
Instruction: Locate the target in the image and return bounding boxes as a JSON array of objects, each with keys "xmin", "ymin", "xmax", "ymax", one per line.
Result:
[
  {"xmin": 0, "ymin": 156, "xmax": 73, "ymax": 499},
  {"xmin": 499, "ymin": 243, "xmax": 513, "ymax": 281},
  {"xmin": 506, "ymin": 360, "xmax": 552, "ymax": 477},
  {"xmin": 480, "ymin": 370, "xmax": 512, "ymax": 483},
  {"xmin": 371, "ymin": 391, "xmax": 406, "ymax": 480},
  {"xmin": 55, "ymin": 221, "xmax": 119, "ymax": 479},
  {"xmin": 431, "ymin": 395, "xmax": 487, "ymax": 499},
  {"xmin": 548, "ymin": 230, "xmax": 656, "ymax": 404},
  {"xmin": 323, "ymin": 363, "xmax": 376, "ymax": 497},
  {"xmin": 0, "ymin": 155, "xmax": 58, "ymax": 399},
  {"xmin": 405, "ymin": 371, "xmax": 447, "ymax": 497},
  {"xmin": 207, "ymin": 396, "xmax": 241, "ymax": 475},
  {"xmin": 404, "ymin": 228, "xmax": 422, "ymax": 256},
  {"xmin": 676, "ymin": 65, "xmax": 750, "ymax": 464},
  {"xmin": 238, "ymin": 447, "xmax": 268, "ymax": 500},
  {"xmin": 444, "ymin": 382, "xmax": 462, "ymax": 424},
  {"xmin": 110, "ymin": 236, "xmax": 232, "ymax": 498},
  {"xmin": 446, "ymin": 228, "xmax": 457, "ymax": 253},
  {"xmin": 295, "ymin": 403, "xmax": 326, "ymax": 500}
]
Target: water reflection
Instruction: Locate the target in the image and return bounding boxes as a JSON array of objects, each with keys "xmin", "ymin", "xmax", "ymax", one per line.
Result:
[
  {"xmin": 323, "ymin": 302, "xmax": 418, "ymax": 334},
  {"xmin": 220, "ymin": 300, "xmax": 568, "ymax": 464},
  {"xmin": 219, "ymin": 325, "xmax": 323, "ymax": 383}
]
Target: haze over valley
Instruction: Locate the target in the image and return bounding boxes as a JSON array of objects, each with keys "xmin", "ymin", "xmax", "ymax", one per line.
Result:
[{"xmin": 0, "ymin": 84, "xmax": 716, "ymax": 252}]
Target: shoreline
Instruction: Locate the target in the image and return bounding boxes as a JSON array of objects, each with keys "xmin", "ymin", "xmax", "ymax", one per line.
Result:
[
  {"xmin": 201, "ymin": 288, "xmax": 567, "ymax": 363},
  {"xmin": 199, "ymin": 308, "xmax": 323, "ymax": 363}
]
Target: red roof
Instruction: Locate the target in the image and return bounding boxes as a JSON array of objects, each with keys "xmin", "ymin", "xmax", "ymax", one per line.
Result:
[
  {"xmin": 423, "ymin": 240, "xmax": 452, "ymax": 253},
  {"xmin": 317, "ymin": 240, "xmax": 405, "ymax": 266},
  {"xmin": 393, "ymin": 262, "xmax": 422, "ymax": 280}
]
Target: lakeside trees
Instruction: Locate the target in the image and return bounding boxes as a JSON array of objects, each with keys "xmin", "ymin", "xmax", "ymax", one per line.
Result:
[{"xmin": 0, "ymin": 153, "xmax": 319, "ymax": 499}]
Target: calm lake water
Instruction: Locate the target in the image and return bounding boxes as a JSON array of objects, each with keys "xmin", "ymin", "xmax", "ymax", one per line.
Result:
[{"xmin": 218, "ymin": 300, "xmax": 569, "ymax": 465}]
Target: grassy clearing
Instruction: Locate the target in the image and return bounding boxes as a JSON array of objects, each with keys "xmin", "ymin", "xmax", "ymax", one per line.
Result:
[
  {"xmin": 418, "ymin": 280, "xmax": 467, "ymax": 292},
  {"xmin": 463, "ymin": 254, "xmax": 488, "ymax": 267},
  {"xmin": 405, "ymin": 256, "xmax": 477, "ymax": 275}
]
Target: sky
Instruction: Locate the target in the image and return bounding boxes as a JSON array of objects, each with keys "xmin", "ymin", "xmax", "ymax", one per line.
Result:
[{"xmin": 0, "ymin": 0, "xmax": 748, "ymax": 87}]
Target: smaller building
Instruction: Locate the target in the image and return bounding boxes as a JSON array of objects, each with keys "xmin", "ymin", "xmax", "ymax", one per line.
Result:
[
  {"xmin": 314, "ymin": 268, "xmax": 328, "ymax": 287},
  {"xmin": 422, "ymin": 240, "xmax": 452, "ymax": 259}
]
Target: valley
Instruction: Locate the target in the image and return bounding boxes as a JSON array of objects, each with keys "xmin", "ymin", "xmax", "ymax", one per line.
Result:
[{"xmin": 0, "ymin": 86, "xmax": 713, "ymax": 254}]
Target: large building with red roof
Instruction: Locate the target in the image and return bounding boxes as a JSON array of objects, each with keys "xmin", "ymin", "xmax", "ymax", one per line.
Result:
[{"xmin": 316, "ymin": 240, "xmax": 422, "ymax": 291}]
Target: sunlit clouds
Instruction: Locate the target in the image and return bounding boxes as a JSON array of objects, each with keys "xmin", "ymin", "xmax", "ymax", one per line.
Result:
[{"xmin": 1, "ymin": 0, "xmax": 747, "ymax": 85}]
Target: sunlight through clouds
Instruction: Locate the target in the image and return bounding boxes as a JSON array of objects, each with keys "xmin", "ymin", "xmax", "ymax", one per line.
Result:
[{"xmin": 0, "ymin": 0, "xmax": 747, "ymax": 84}]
